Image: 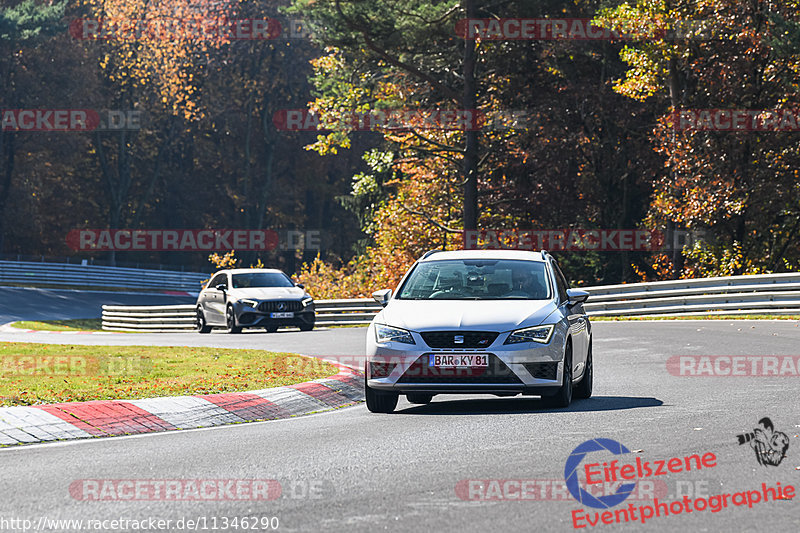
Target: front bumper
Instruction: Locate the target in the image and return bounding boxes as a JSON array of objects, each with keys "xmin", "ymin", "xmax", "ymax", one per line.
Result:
[
  {"xmin": 232, "ymin": 302, "xmax": 315, "ymax": 328},
  {"xmin": 365, "ymin": 325, "xmax": 567, "ymax": 396}
]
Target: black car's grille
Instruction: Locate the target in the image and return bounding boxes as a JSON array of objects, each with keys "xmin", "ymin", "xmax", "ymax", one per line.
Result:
[
  {"xmin": 524, "ymin": 362, "xmax": 559, "ymax": 380},
  {"xmin": 420, "ymin": 331, "xmax": 499, "ymax": 349},
  {"xmin": 397, "ymin": 355, "xmax": 522, "ymax": 384},
  {"xmin": 258, "ymin": 301, "xmax": 303, "ymax": 313}
]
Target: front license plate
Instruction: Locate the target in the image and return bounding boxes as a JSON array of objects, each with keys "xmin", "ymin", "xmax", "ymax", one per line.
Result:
[
  {"xmin": 428, "ymin": 354, "xmax": 489, "ymax": 368},
  {"xmin": 270, "ymin": 312, "xmax": 294, "ymax": 319}
]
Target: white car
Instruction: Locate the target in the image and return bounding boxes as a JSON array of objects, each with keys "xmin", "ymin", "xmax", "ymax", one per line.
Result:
[
  {"xmin": 196, "ymin": 269, "xmax": 315, "ymax": 333},
  {"xmin": 364, "ymin": 249, "xmax": 592, "ymax": 413}
]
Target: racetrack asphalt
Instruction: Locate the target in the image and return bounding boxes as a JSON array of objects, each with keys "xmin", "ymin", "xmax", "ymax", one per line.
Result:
[
  {"xmin": 0, "ymin": 286, "xmax": 195, "ymax": 324},
  {"xmin": 1, "ymin": 317, "xmax": 799, "ymax": 532}
]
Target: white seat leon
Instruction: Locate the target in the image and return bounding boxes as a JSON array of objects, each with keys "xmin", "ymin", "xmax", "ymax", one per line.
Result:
[{"xmin": 364, "ymin": 249, "xmax": 592, "ymax": 413}]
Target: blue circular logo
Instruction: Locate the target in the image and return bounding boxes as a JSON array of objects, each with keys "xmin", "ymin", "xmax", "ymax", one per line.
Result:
[{"xmin": 564, "ymin": 438, "xmax": 636, "ymax": 509}]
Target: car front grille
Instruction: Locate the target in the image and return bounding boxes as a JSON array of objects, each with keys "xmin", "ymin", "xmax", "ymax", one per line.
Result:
[
  {"xmin": 523, "ymin": 362, "xmax": 559, "ymax": 380},
  {"xmin": 258, "ymin": 300, "xmax": 303, "ymax": 313},
  {"xmin": 397, "ymin": 355, "xmax": 522, "ymax": 384},
  {"xmin": 420, "ymin": 331, "xmax": 499, "ymax": 349}
]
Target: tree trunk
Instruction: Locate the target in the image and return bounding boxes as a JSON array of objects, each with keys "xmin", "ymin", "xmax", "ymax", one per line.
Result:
[
  {"xmin": 462, "ymin": 0, "xmax": 478, "ymax": 231},
  {"xmin": 0, "ymin": 131, "xmax": 16, "ymax": 254}
]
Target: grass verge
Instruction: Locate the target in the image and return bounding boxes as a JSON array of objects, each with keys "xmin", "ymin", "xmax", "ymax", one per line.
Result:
[
  {"xmin": 10, "ymin": 319, "xmax": 104, "ymax": 331},
  {"xmin": 0, "ymin": 342, "xmax": 337, "ymax": 407}
]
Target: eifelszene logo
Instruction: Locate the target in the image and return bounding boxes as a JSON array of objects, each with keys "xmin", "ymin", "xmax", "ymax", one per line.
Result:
[
  {"xmin": 564, "ymin": 438, "xmax": 636, "ymax": 509},
  {"xmin": 564, "ymin": 438, "xmax": 719, "ymax": 511},
  {"xmin": 736, "ymin": 417, "xmax": 789, "ymax": 467}
]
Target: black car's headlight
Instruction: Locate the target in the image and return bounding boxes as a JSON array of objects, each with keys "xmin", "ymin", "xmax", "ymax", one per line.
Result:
[
  {"xmin": 239, "ymin": 299, "xmax": 259, "ymax": 308},
  {"xmin": 302, "ymin": 296, "xmax": 314, "ymax": 307},
  {"xmin": 505, "ymin": 324, "xmax": 554, "ymax": 344},
  {"xmin": 374, "ymin": 324, "xmax": 415, "ymax": 345}
]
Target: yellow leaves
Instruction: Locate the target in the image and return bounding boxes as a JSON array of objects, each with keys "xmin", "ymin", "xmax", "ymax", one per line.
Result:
[
  {"xmin": 88, "ymin": 1, "xmax": 229, "ymax": 121},
  {"xmin": 208, "ymin": 250, "xmax": 239, "ymax": 270}
]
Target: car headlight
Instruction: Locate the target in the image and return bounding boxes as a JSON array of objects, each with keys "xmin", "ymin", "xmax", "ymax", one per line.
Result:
[
  {"xmin": 302, "ymin": 296, "xmax": 314, "ymax": 307},
  {"xmin": 239, "ymin": 299, "xmax": 259, "ymax": 308},
  {"xmin": 505, "ymin": 324, "xmax": 554, "ymax": 344},
  {"xmin": 374, "ymin": 324, "xmax": 415, "ymax": 345}
]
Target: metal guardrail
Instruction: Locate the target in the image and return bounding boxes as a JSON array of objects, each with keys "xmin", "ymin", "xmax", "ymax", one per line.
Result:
[
  {"xmin": 0, "ymin": 253, "xmax": 196, "ymax": 271},
  {"xmin": 313, "ymin": 299, "xmax": 383, "ymax": 326},
  {"xmin": 101, "ymin": 273, "xmax": 800, "ymax": 331},
  {"xmin": 102, "ymin": 305, "xmax": 197, "ymax": 332},
  {"xmin": 101, "ymin": 300, "xmax": 382, "ymax": 331},
  {"xmin": 582, "ymin": 273, "xmax": 800, "ymax": 317},
  {"xmin": 0, "ymin": 260, "xmax": 208, "ymax": 292}
]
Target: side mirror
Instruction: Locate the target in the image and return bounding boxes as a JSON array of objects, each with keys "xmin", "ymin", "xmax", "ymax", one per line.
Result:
[
  {"xmin": 295, "ymin": 283, "xmax": 305, "ymax": 289},
  {"xmin": 215, "ymin": 284, "xmax": 227, "ymax": 292},
  {"xmin": 372, "ymin": 289, "xmax": 392, "ymax": 307},
  {"xmin": 566, "ymin": 288, "xmax": 589, "ymax": 306}
]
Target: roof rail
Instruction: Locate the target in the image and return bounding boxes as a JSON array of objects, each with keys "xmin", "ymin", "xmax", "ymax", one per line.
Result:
[{"xmin": 420, "ymin": 250, "xmax": 442, "ymax": 260}]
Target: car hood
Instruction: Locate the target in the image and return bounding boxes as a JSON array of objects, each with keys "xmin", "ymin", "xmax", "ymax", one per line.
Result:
[
  {"xmin": 377, "ymin": 299, "xmax": 557, "ymax": 332},
  {"xmin": 227, "ymin": 287, "xmax": 307, "ymax": 300}
]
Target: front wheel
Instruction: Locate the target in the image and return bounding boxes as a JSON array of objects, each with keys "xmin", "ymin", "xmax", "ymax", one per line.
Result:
[
  {"xmin": 542, "ymin": 341, "xmax": 573, "ymax": 408},
  {"xmin": 196, "ymin": 308, "xmax": 211, "ymax": 333},
  {"xmin": 574, "ymin": 339, "xmax": 593, "ymax": 399},
  {"xmin": 226, "ymin": 306, "xmax": 242, "ymax": 334},
  {"xmin": 365, "ymin": 375, "xmax": 398, "ymax": 413}
]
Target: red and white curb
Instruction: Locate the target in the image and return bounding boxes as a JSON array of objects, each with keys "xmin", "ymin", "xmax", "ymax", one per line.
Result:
[{"xmin": 0, "ymin": 362, "xmax": 363, "ymax": 446}]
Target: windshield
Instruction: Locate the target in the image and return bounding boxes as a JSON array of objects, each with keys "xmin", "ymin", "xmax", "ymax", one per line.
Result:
[
  {"xmin": 396, "ymin": 259, "xmax": 551, "ymax": 300},
  {"xmin": 230, "ymin": 272, "xmax": 294, "ymax": 289}
]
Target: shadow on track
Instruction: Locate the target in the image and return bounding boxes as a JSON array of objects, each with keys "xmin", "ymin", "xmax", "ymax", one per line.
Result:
[{"xmin": 394, "ymin": 395, "xmax": 663, "ymax": 415}]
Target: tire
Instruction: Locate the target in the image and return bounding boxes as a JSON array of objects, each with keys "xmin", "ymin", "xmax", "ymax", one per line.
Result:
[
  {"xmin": 365, "ymin": 374, "xmax": 398, "ymax": 413},
  {"xmin": 299, "ymin": 323, "xmax": 314, "ymax": 332},
  {"xmin": 406, "ymin": 393, "xmax": 433, "ymax": 405},
  {"xmin": 196, "ymin": 308, "xmax": 211, "ymax": 334},
  {"xmin": 574, "ymin": 339, "xmax": 593, "ymax": 399},
  {"xmin": 265, "ymin": 326, "xmax": 278, "ymax": 333},
  {"xmin": 542, "ymin": 341, "xmax": 573, "ymax": 408},
  {"xmin": 225, "ymin": 305, "xmax": 242, "ymax": 334}
]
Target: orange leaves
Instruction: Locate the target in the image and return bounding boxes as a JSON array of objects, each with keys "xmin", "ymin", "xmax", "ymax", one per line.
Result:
[
  {"xmin": 86, "ymin": 0, "xmax": 235, "ymax": 119},
  {"xmin": 297, "ymin": 155, "xmax": 463, "ymax": 296}
]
